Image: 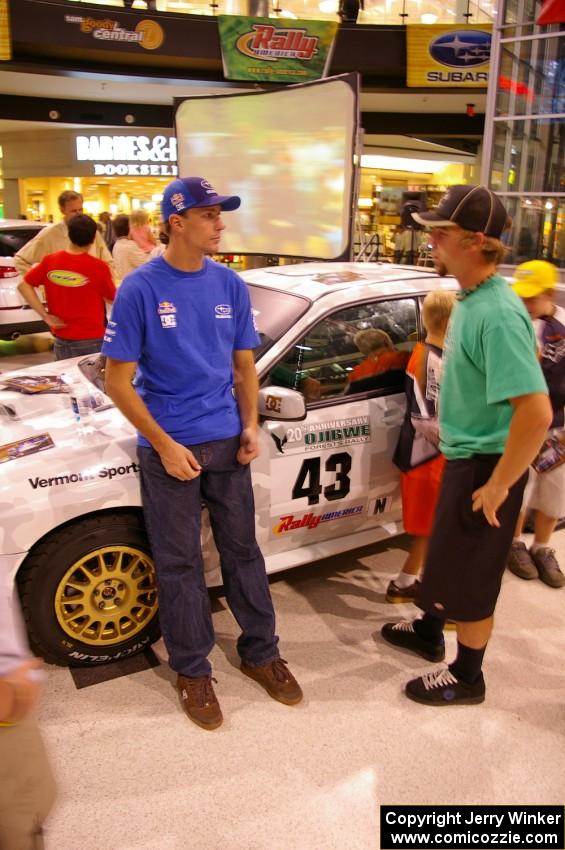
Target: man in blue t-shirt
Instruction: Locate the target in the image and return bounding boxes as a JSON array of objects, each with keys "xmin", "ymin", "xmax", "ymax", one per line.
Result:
[
  {"xmin": 102, "ymin": 176, "xmax": 302, "ymax": 730},
  {"xmin": 380, "ymin": 185, "xmax": 551, "ymax": 707}
]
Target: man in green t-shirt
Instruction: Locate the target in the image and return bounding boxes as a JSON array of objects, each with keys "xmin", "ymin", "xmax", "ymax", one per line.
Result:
[{"xmin": 381, "ymin": 185, "xmax": 551, "ymax": 706}]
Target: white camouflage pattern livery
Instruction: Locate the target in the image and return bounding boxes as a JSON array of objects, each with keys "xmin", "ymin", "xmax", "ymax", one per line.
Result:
[{"xmin": 0, "ymin": 262, "xmax": 456, "ymax": 664}]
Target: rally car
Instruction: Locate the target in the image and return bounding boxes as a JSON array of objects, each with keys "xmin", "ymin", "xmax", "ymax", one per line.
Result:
[
  {"xmin": 0, "ymin": 220, "xmax": 47, "ymax": 339},
  {"xmin": 0, "ymin": 262, "xmax": 455, "ymax": 666}
]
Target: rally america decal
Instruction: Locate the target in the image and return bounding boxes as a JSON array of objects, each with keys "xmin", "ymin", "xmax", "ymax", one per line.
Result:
[{"xmin": 273, "ymin": 505, "xmax": 364, "ymax": 534}]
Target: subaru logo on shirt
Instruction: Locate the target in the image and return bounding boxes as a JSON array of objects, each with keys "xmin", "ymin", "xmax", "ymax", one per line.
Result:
[
  {"xmin": 215, "ymin": 304, "xmax": 233, "ymax": 319},
  {"xmin": 429, "ymin": 30, "xmax": 491, "ymax": 68}
]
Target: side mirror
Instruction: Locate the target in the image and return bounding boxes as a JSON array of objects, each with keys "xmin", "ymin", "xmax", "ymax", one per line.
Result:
[{"xmin": 258, "ymin": 386, "xmax": 307, "ymax": 421}]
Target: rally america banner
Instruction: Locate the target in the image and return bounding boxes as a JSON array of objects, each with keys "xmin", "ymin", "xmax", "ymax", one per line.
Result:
[
  {"xmin": 218, "ymin": 15, "xmax": 337, "ymax": 83},
  {"xmin": 406, "ymin": 24, "xmax": 492, "ymax": 88}
]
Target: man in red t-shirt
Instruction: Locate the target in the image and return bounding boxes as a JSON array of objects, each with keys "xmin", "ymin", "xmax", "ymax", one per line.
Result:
[{"xmin": 19, "ymin": 214, "xmax": 116, "ymax": 361}]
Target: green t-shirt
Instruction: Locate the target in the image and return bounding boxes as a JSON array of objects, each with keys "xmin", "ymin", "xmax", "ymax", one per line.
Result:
[{"xmin": 439, "ymin": 274, "xmax": 548, "ymax": 460}]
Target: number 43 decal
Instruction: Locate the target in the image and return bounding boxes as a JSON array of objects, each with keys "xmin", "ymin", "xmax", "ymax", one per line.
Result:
[{"xmin": 292, "ymin": 452, "xmax": 352, "ymax": 506}]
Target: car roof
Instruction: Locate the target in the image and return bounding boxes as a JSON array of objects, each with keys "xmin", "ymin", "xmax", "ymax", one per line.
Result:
[
  {"xmin": 241, "ymin": 262, "xmax": 456, "ymax": 302},
  {"xmin": 0, "ymin": 219, "xmax": 46, "ymax": 230}
]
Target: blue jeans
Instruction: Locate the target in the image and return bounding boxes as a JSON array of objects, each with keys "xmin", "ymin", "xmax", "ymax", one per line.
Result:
[
  {"xmin": 53, "ymin": 337, "xmax": 103, "ymax": 361},
  {"xmin": 138, "ymin": 436, "xmax": 279, "ymax": 677}
]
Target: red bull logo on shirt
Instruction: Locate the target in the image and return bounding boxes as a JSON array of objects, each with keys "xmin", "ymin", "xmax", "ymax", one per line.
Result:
[{"xmin": 158, "ymin": 301, "xmax": 176, "ymax": 314}]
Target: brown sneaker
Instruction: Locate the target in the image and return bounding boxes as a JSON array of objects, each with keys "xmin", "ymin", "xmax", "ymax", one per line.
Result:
[
  {"xmin": 507, "ymin": 541, "xmax": 538, "ymax": 580},
  {"xmin": 176, "ymin": 675, "xmax": 223, "ymax": 730},
  {"xmin": 241, "ymin": 658, "xmax": 303, "ymax": 705},
  {"xmin": 530, "ymin": 547, "xmax": 565, "ymax": 588},
  {"xmin": 386, "ymin": 578, "xmax": 421, "ymax": 603}
]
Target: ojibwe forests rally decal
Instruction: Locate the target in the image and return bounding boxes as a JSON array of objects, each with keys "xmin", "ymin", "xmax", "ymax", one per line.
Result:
[
  {"xmin": 268, "ymin": 415, "xmax": 372, "ymax": 535},
  {"xmin": 218, "ymin": 16, "xmax": 337, "ymax": 82}
]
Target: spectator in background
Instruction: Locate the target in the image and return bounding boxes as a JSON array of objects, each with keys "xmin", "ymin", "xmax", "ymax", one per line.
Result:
[
  {"xmin": 388, "ymin": 290, "xmax": 456, "ymax": 603},
  {"xmin": 129, "ymin": 208, "xmax": 156, "ymax": 253},
  {"xmin": 348, "ymin": 328, "xmax": 409, "ymax": 386},
  {"xmin": 507, "ymin": 260, "xmax": 565, "ymax": 588},
  {"xmin": 393, "ymin": 226, "xmax": 403, "ymax": 264},
  {"xmin": 18, "ymin": 215, "xmax": 116, "ymax": 360},
  {"xmin": 399, "ymin": 227, "xmax": 423, "ymax": 265},
  {"xmin": 99, "ymin": 211, "xmax": 115, "ymax": 252},
  {"xmin": 149, "ymin": 223, "xmax": 168, "ymax": 259},
  {"xmin": 555, "ymin": 228, "xmax": 565, "ymax": 269},
  {"xmin": 0, "ymin": 586, "xmax": 56, "ymax": 850},
  {"xmin": 14, "ymin": 190, "xmax": 114, "ymax": 278},
  {"xmin": 112, "ymin": 214, "xmax": 150, "ymax": 281}
]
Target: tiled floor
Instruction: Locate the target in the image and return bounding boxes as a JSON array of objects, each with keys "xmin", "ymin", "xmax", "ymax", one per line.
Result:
[
  {"xmin": 38, "ymin": 531, "xmax": 565, "ymax": 850},
  {"xmin": 4, "ymin": 340, "xmax": 565, "ymax": 848}
]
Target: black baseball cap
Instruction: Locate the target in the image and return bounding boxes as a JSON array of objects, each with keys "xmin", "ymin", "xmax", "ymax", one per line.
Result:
[{"xmin": 412, "ymin": 185, "xmax": 509, "ymax": 238}]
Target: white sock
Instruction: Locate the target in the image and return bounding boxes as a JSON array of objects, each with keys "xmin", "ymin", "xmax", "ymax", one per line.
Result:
[
  {"xmin": 394, "ymin": 571, "xmax": 419, "ymax": 589},
  {"xmin": 531, "ymin": 541, "xmax": 550, "ymax": 554},
  {"xmin": 513, "ymin": 536, "xmax": 528, "ymax": 546}
]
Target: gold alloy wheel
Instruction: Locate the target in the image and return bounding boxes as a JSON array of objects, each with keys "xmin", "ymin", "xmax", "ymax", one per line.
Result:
[{"xmin": 54, "ymin": 546, "xmax": 158, "ymax": 646}]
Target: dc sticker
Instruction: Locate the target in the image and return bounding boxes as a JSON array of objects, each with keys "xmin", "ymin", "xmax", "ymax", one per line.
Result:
[{"xmin": 161, "ymin": 314, "xmax": 177, "ymax": 328}]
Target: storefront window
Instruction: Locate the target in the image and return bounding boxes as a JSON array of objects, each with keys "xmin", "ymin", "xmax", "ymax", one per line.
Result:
[
  {"xmin": 490, "ymin": 116, "xmax": 565, "ymax": 193},
  {"xmin": 497, "ymin": 36, "xmax": 565, "ymax": 116},
  {"xmin": 498, "ymin": 196, "xmax": 565, "ymax": 267}
]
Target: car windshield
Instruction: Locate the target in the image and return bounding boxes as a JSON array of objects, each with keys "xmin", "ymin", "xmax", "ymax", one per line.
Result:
[{"xmin": 248, "ymin": 284, "xmax": 309, "ymax": 360}]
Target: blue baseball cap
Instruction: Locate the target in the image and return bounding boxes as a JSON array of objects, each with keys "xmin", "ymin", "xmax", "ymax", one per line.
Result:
[{"xmin": 161, "ymin": 177, "xmax": 241, "ymax": 221}]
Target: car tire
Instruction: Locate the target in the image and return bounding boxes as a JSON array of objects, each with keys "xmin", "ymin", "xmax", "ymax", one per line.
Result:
[{"xmin": 17, "ymin": 513, "xmax": 161, "ymax": 667}]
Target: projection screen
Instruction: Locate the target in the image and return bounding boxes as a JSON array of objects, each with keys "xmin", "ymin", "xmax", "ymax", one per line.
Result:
[{"xmin": 174, "ymin": 73, "xmax": 359, "ymax": 260}]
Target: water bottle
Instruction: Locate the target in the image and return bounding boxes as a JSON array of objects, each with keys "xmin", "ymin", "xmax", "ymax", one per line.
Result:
[{"xmin": 63, "ymin": 373, "xmax": 93, "ymax": 425}]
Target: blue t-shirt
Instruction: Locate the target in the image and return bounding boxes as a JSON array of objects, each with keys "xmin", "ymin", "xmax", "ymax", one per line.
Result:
[{"xmin": 101, "ymin": 255, "xmax": 260, "ymax": 447}]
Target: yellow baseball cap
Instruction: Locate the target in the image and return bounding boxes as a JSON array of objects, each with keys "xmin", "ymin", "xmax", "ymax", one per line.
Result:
[{"xmin": 511, "ymin": 260, "xmax": 558, "ymax": 298}]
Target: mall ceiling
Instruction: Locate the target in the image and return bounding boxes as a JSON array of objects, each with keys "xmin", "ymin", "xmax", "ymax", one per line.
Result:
[{"xmin": 0, "ymin": 69, "xmax": 486, "ymax": 155}]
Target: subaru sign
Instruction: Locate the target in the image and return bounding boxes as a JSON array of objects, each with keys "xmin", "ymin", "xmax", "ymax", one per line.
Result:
[{"xmin": 429, "ymin": 30, "xmax": 491, "ymax": 69}]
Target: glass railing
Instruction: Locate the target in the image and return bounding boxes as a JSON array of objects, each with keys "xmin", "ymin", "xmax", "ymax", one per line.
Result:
[{"xmin": 64, "ymin": 0, "xmax": 495, "ymax": 25}]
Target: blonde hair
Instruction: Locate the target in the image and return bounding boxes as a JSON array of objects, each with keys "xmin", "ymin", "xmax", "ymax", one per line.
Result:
[
  {"xmin": 422, "ymin": 290, "xmax": 456, "ymax": 335},
  {"xmin": 458, "ymin": 220, "xmax": 511, "ymax": 266},
  {"xmin": 354, "ymin": 328, "xmax": 394, "ymax": 355},
  {"xmin": 130, "ymin": 208, "xmax": 150, "ymax": 228}
]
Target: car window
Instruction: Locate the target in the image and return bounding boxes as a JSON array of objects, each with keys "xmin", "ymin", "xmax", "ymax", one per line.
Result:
[
  {"xmin": 248, "ymin": 283, "xmax": 310, "ymax": 359},
  {"xmin": 268, "ymin": 298, "xmax": 418, "ymax": 404},
  {"xmin": 0, "ymin": 227, "xmax": 43, "ymax": 257}
]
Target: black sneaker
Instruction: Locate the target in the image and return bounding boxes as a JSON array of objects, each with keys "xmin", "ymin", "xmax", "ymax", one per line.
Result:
[
  {"xmin": 530, "ymin": 547, "xmax": 565, "ymax": 588},
  {"xmin": 507, "ymin": 541, "xmax": 538, "ymax": 580},
  {"xmin": 386, "ymin": 579, "xmax": 421, "ymax": 604},
  {"xmin": 405, "ymin": 667, "xmax": 485, "ymax": 706},
  {"xmin": 381, "ymin": 620, "xmax": 445, "ymax": 662}
]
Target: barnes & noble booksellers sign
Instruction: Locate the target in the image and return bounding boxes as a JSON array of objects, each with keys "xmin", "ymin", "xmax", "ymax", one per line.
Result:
[
  {"xmin": 407, "ymin": 24, "xmax": 492, "ymax": 88},
  {"xmin": 218, "ymin": 16, "xmax": 337, "ymax": 83},
  {"xmin": 75, "ymin": 134, "xmax": 178, "ymax": 177}
]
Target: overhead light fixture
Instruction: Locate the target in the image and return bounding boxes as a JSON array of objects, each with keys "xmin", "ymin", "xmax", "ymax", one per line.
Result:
[
  {"xmin": 421, "ymin": 13, "xmax": 438, "ymax": 22},
  {"xmin": 545, "ymin": 201, "xmax": 554, "ymax": 210},
  {"xmin": 361, "ymin": 154, "xmax": 450, "ymax": 173}
]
